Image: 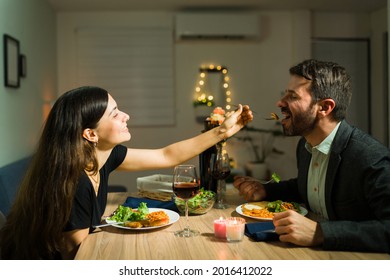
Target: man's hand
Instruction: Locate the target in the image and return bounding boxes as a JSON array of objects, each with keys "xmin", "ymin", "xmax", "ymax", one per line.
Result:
[
  {"xmin": 233, "ymin": 175, "xmax": 266, "ymax": 201},
  {"xmin": 273, "ymin": 210, "xmax": 324, "ymax": 247}
]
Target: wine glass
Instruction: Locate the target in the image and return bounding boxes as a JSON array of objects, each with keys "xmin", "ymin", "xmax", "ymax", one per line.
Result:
[
  {"xmin": 211, "ymin": 144, "xmax": 231, "ymax": 209},
  {"xmin": 172, "ymin": 164, "xmax": 200, "ymax": 237}
]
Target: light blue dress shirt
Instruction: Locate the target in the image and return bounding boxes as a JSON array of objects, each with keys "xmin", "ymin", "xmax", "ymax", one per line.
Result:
[{"xmin": 305, "ymin": 122, "xmax": 341, "ymax": 220}]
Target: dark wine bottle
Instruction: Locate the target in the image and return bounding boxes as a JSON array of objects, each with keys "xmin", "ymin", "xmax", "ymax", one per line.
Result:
[{"xmin": 199, "ymin": 120, "xmax": 218, "ymax": 193}]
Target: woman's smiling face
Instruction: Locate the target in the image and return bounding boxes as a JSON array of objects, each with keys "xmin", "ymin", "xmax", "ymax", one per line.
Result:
[
  {"xmin": 95, "ymin": 94, "xmax": 131, "ymax": 148},
  {"xmin": 277, "ymin": 75, "xmax": 319, "ymax": 137}
]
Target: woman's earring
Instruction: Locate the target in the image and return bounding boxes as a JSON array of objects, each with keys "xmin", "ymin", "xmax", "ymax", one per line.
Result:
[{"xmin": 94, "ymin": 142, "xmax": 98, "ymax": 147}]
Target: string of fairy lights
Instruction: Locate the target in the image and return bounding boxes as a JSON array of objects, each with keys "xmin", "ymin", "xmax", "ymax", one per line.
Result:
[{"xmin": 193, "ymin": 64, "xmax": 232, "ymax": 111}]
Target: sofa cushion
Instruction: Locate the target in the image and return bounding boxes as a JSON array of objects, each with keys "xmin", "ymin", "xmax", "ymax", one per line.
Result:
[
  {"xmin": 0, "ymin": 156, "xmax": 126, "ymax": 216},
  {"xmin": 0, "ymin": 156, "xmax": 31, "ymax": 216}
]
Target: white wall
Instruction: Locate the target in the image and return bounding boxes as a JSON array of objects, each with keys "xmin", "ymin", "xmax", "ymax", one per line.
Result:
[
  {"xmin": 56, "ymin": 9, "xmax": 387, "ymax": 192},
  {"xmin": 312, "ymin": 12, "xmax": 371, "ymax": 38},
  {"xmin": 174, "ymin": 10, "xmax": 312, "ymax": 183},
  {"xmin": 1, "ymin": 5, "xmax": 385, "ymax": 192},
  {"xmin": 313, "ymin": 10, "xmax": 388, "ymax": 145},
  {"xmin": 371, "ymin": 8, "xmax": 388, "ymax": 145},
  {"xmin": 0, "ymin": 0, "xmax": 57, "ymax": 166},
  {"xmin": 57, "ymin": 10, "xmax": 312, "ymax": 191}
]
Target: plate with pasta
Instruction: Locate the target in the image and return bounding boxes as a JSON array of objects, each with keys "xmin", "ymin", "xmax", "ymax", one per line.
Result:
[{"xmin": 236, "ymin": 200, "xmax": 308, "ymax": 221}]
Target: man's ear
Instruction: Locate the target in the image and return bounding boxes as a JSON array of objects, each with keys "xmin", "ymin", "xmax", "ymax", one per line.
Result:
[
  {"xmin": 318, "ymin": 98, "xmax": 335, "ymax": 117},
  {"xmin": 82, "ymin": 128, "xmax": 98, "ymax": 143}
]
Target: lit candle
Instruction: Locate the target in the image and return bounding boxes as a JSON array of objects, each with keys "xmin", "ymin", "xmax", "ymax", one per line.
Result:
[
  {"xmin": 214, "ymin": 217, "xmax": 226, "ymax": 239},
  {"xmin": 225, "ymin": 217, "xmax": 245, "ymax": 242}
]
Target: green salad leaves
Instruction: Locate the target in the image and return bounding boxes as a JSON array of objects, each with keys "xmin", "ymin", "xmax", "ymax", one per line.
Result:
[
  {"xmin": 109, "ymin": 202, "xmax": 149, "ymax": 222},
  {"xmin": 271, "ymin": 172, "xmax": 281, "ymax": 183},
  {"xmin": 187, "ymin": 188, "xmax": 215, "ymax": 209},
  {"xmin": 174, "ymin": 188, "xmax": 216, "ymax": 214},
  {"xmin": 267, "ymin": 200, "xmax": 301, "ymax": 213}
]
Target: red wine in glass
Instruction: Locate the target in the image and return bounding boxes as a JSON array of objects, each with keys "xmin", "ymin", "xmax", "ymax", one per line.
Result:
[
  {"xmin": 173, "ymin": 182, "xmax": 200, "ymax": 199},
  {"xmin": 172, "ymin": 164, "xmax": 200, "ymax": 237}
]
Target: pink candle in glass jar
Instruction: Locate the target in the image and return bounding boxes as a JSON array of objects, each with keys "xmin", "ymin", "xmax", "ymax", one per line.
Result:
[{"xmin": 214, "ymin": 217, "xmax": 226, "ymax": 238}]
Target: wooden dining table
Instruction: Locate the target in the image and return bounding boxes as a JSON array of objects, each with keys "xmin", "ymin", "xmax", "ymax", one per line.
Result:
[{"xmin": 75, "ymin": 186, "xmax": 390, "ymax": 260}]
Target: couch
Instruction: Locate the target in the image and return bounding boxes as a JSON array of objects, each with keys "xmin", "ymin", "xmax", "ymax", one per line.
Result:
[
  {"xmin": 0, "ymin": 156, "xmax": 32, "ymax": 216},
  {"xmin": 0, "ymin": 156, "xmax": 127, "ymax": 218}
]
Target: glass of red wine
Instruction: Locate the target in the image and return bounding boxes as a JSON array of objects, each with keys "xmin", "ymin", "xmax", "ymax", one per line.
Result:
[
  {"xmin": 172, "ymin": 164, "xmax": 200, "ymax": 237},
  {"xmin": 211, "ymin": 144, "xmax": 231, "ymax": 209}
]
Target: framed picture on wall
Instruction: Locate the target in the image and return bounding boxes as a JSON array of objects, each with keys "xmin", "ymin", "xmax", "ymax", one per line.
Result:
[{"xmin": 3, "ymin": 34, "xmax": 20, "ymax": 88}]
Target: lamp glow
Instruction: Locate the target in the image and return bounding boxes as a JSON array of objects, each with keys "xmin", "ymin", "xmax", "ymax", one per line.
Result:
[{"xmin": 193, "ymin": 65, "xmax": 233, "ymax": 110}]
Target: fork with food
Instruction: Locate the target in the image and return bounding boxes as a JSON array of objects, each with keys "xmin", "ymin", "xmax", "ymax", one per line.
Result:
[{"xmin": 265, "ymin": 112, "xmax": 279, "ymax": 120}]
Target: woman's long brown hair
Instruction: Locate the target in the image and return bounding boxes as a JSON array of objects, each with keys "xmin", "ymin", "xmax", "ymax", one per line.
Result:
[{"xmin": 0, "ymin": 86, "xmax": 108, "ymax": 259}]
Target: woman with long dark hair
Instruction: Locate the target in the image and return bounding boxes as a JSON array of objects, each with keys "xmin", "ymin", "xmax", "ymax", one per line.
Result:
[{"xmin": 0, "ymin": 86, "xmax": 252, "ymax": 259}]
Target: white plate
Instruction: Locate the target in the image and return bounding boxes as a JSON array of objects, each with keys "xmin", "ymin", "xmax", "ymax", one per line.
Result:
[
  {"xmin": 236, "ymin": 203, "xmax": 308, "ymax": 221},
  {"xmin": 105, "ymin": 208, "xmax": 179, "ymax": 230}
]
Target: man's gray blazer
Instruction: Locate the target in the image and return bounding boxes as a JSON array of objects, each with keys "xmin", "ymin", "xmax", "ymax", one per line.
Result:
[{"xmin": 265, "ymin": 120, "xmax": 390, "ymax": 253}]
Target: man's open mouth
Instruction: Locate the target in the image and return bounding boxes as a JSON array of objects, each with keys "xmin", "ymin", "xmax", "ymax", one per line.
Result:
[{"xmin": 281, "ymin": 109, "xmax": 291, "ymax": 121}]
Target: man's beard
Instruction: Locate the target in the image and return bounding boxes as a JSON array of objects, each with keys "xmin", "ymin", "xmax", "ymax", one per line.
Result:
[{"xmin": 282, "ymin": 105, "xmax": 318, "ymax": 136}]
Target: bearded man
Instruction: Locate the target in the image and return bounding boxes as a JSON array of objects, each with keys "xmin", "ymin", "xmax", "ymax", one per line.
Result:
[{"xmin": 234, "ymin": 59, "xmax": 390, "ymax": 253}]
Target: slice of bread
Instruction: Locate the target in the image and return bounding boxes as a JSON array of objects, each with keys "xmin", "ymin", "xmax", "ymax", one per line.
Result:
[{"xmin": 242, "ymin": 201, "xmax": 269, "ymax": 212}]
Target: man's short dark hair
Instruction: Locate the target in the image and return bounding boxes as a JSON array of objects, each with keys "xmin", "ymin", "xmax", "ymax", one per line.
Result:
[{"xmin": 289, "ymin": 59, "xmax": 352, "ymax": 121}]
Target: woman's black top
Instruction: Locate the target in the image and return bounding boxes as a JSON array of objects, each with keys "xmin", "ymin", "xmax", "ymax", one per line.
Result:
[{"xmin": 64, "ymin": 145, "xmax": 127, "ymax": 232}]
